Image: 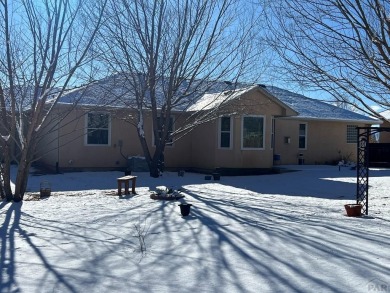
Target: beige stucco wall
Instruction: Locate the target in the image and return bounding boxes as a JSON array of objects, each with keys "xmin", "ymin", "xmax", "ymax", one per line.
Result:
[
  {"xmin": 379, "ymin": 121, "xmax": 390, "ymax": 143},
  {"xmin": 189, "ymin": 120, "xmax": 217, "ymax": 169},
  {"xmin": 188, "ymin": 88, "xmax": 287, "ymax": 170},
  {"xmin": 35, "ymin": 106, "xmax": 138, "ymax": 170},
  {"xmin": 38, "ymin": 87, "xmax": 287, "ymax": 171},
  {"xmin": 190, "ymin": 115, "xmax": 275, "ymax": 170},
  {"xmin": 274, "ymin": 118, "xmax": 369, "ymax": 165},
  {"xmin": 35, "ymin": 87, "xmax": 375, "ymax": 172},
  {"xmin": 36, "ymin": 105, "xmax": 195, "ymax": 171},
  {"xmin": 35, "ymin": 111, "xmax": 60, "ymax": 169},
  {"xmin": 160, "ymin": 114, "xmax": 193, "ymax": 168},
  {"xmin": 57, "ymin": 107, "xmax": 144, "ymax": 170}
]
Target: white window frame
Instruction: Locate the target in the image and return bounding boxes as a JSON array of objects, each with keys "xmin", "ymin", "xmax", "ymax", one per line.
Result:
[
  {"xmin": 347, "ymin": 125, "xmax": 358, "ymax": 144},
  {"xmin": 298, "ymin": 123, "xmax": 308, "ymax": 150},
  {"xmin": 241, "ymin": 115, "xmax": 265, "ymax": 150},
  {"xmin": 84, "ymin": 112, "xmax": 111, "ymax": 146},
  {"xmin": 153, "ymin": 115, "xmax": 175, "ymax": 147},
  {"xmin": 218, "ymin": 116, "xmax": 233, "ymax": 149}
]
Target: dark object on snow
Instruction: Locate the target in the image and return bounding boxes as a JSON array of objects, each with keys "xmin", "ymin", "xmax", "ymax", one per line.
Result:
[
  {"xmin": 298, "ymin": 153, "xmax": 304, "ymax": 165},
  {"xmin": 40, "ymin": 181, "xmax": 51, "ymax": 197},
  {"xmin": 212, "ymin": 173, "xmax": 221, "ymax": 180},
  {"xmin": 179, "ymin": 204, "xmax": 192, "ymax": 216},
  {"xmin": 344, "ymin": 204, "xmax": 362, "ymax": 217}
]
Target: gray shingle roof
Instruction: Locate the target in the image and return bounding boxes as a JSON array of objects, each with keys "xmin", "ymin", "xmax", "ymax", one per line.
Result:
[
  {"xmin": 57, "ymin": 74, "xmax": 379, "ymax": 124},
  {"xmin": 57, "ymin": 73, "xmax": 243, "ymax": 111},
  {"xmin": 264, "ymin": 86, "xmax": 379, "ymax": 123}
]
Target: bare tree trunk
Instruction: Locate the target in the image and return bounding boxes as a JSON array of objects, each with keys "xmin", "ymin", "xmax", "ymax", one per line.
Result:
[
  {"xmin": 13, "ymin": 159, "xmax": 31, "ymax": 202},
  {"xmin": 0, "ymin": 180, "xmax": 4, "ymax": 200},
  {"xmin": 13, "ymin": 132, "xmax": 36, "ymax": 201},
  {"xmin": 100, "ymin": 0, "xmax": 262, "ymax": 177},
  {"xmin": 1, "ymin": 0, "xmax": 16, "ymax": 201},
  {"xmin": 0, "ymin": 0, "xmax": 107, "ymax": 201},
  {"xmin": 149, "ymin": 145, "xmax": 164, "ymax": 178},
  {"xmin": 1, "ymin": 145, "xmax": 13, "ymax": 201},
  {"xmin": 136, "ymin": 113, "xmax": 162, "ymax": 178}
]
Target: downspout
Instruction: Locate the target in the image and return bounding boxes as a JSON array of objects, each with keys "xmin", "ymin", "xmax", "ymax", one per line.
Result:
[
  {"xmin": 56, "ymin": 113, "xmax": 60, "ymax": 173},
  {"xmin": 272, "ymin": 116, "xmax": 276, "ymax": 165}
]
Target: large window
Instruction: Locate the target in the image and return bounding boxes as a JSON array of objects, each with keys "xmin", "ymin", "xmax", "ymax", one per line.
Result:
[
  {"xmin": 347, "ymin": 125, "xmax": 358, "ymax": 143},
  {"xmin": 242, "ymin": 116, "xmax": 264, "ymax": 149},
  {"xmin": 299, "ymin": 123, "xmax": 307, "ymax": 149},
  {"xmin": 86, "ymin": 112, "xmax": 110, "ymax": 145},
  {"xmin": 219, "ymin": 116, "xmax": 232, "ymax": 148}
]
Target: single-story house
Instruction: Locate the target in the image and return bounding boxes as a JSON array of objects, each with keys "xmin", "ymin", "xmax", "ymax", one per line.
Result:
[
  {"xmin": 379, "ymin": 110, "xmax": 390, "ymax": 143},
  {"xmin": 35, "ymin": 74, "xmax": 380, "ymax": 173}
]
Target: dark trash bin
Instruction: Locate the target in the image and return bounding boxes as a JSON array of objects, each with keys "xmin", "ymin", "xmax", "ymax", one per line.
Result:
[
  {"xmin": 212, "ymin": 173, "xmax": 221, "ymax": 180},
  {"xmin": 298, "ymin": 153, "xmax": 304, "ymax": 165},
  {"xmin": 179, "ymin": 204, "xmax": 192, "ymax": 216}
]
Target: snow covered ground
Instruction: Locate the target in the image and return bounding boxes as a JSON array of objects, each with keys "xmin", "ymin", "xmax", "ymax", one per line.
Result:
[{"xmin": 1, "ymin": 165, "xmax": 389, "ymax": 293}]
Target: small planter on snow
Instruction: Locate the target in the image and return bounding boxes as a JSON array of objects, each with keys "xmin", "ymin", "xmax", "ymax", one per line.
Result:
[
  {"xmin": 178, "ymin": 203, "xmax": 192, "ymax": 217},
  {"xmin": 344, "ymin": 204, "xmax": 362, "ymax": 217},
  {"xmin": 40, "ymin": 181, "xmax": 51, "ymax": 198},
  {"xmin": 212, "ymin": 173, "xmax": 221, "ymax": 180}
]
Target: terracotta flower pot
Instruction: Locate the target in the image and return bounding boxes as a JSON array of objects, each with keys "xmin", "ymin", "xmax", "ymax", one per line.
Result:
[{"xmin": 344, "ymin": 204, "xmax": 362, "ymax": 217}]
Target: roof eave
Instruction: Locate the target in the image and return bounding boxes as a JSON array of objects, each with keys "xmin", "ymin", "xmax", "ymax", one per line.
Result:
[{"xmin": 276, "ymin": 116, "xmax": 382, "ymax": 124}]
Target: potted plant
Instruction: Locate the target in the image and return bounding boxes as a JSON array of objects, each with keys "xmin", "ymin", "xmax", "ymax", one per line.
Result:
[
  {"xmin": 150, "ymin": 186, "xmax": 184, "ymax": 200},
  {"xmin": 344, "ymin": 204, "xmax": 362, "ymax": 217},
  {"xmin": 178, "ymin": 203, "xmax": 192, "ymax": 216}
]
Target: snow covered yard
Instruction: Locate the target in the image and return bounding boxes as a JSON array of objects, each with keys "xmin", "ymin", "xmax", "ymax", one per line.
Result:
[{"xmin": 1, "ymin": 166, "xmax": 389, "ymax": 293}]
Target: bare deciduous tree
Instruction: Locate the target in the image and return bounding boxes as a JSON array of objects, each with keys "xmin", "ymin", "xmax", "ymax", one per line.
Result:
[
  {"xmin": 0, "ymin": 0, "xmax": 107, "ymax": 201},
  {"xmin": 100, "ymin": 0, "xmax": 263, "ymax": 177},
  {"xmin": 263, "ymin": 0, "xmax": 390, "ymax": 118}
]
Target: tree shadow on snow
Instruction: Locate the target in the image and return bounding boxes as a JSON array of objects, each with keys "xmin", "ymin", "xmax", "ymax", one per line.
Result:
[
  {"xmin": 0, "ymin": 201, "xmax": 20, "ymax": 292},
  {"xmin": 0, "ymin": 201, "xmax": 81, "ymax": 293},
  {"xmin": 212, "ymin": 169, "xmax": 358, "ymax": 200},
  {"xmin": 367, "ymin": 168, "xmax": 390, "ymax": 178},
  {"xmin": 0, "ymin": 200, "xmax": 144, "ymax": 293},
  {"xmin": 162, "ymin": 188, "xmax": 390, "ymax": 292}
]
